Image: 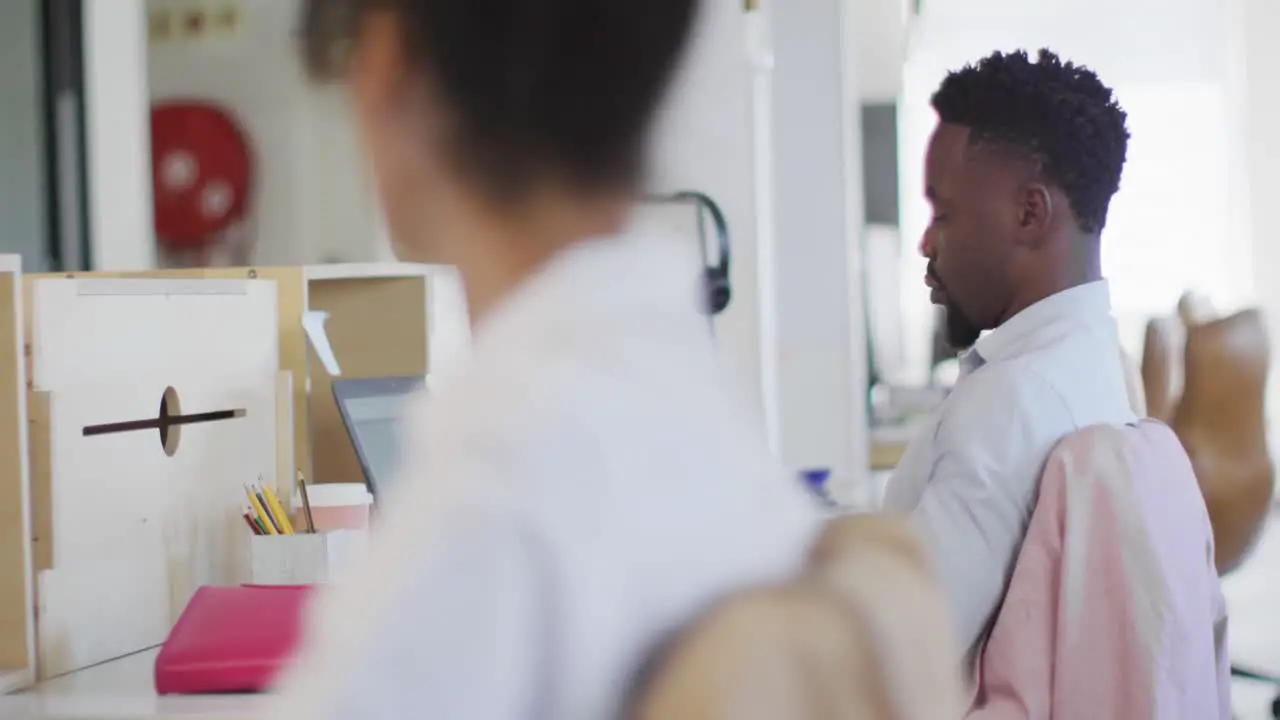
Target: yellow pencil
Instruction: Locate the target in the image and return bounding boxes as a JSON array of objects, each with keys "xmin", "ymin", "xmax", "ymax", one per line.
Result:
[
  {"xmin": 260, "ymin": 480, "xmax": 295, "ymax": 535},
  {"xmin": 245, "ymin": 485, "xmax": 278, "ymax": 535}
]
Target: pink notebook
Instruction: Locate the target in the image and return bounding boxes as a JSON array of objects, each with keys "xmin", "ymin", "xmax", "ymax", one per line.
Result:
[{"xmin": 154, "ymin": 584, "xmax": 315, "ymax": 695}]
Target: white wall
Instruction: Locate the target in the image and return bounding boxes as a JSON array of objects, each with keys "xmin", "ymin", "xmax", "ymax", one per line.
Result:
[
  {"xmin": 85, "ymin": 0, "xmax": 157, "ymax": 270},
  {"xmin": 622, "ymin": 0, "xmax": 871, "ymax": 487},
  {"xmin": 141, "ymin": 0, "xmax": 784, "ymax": 442},
  {"xmin": 647, "ymin": 0, "xmax": 767, "ymax": 422},
  {"xmin": 147, "ymin": 0, "xmax": 383, "ymax": 265},
  {"xmin": 1236, "ymin": 0, "xmax": 1280, "ymax": 435},
  {"xmin": 770, "ymin": 0, "xmax": 868, "ymax": 495},
  {"xmin": 125, "ymin": 0, "xmax": 869, "ymax": 482}
]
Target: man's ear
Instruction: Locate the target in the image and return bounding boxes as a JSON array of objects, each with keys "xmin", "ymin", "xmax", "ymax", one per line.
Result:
[{"xmin": 1015, "ymin": 183, "xmax": 1053, "ymax": 246}]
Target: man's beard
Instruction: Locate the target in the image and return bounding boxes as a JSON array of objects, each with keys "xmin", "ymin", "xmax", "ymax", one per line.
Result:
[{"xmin": 943, "ymin": 300, "xmax": 981, "ymax": 350}]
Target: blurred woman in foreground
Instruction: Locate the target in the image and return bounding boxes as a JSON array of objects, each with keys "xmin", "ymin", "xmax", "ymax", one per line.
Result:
[{"xmin": 268, "ymin": 1, "xmax": 822, "ymax": 717}]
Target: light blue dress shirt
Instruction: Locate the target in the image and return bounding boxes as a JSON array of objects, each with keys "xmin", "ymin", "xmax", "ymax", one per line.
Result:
[{"xmin": 884, "ymin": 280, "xmax": 1137, "ymax": 658}]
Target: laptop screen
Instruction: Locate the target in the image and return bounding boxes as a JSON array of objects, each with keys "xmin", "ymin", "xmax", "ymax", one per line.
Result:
[
  {"xmin": 342, "ymin": 395, "xmax": 408, "ymax": 492},
  {"xmin": 332, "ymin": 376, "xmax": 424, "ymax": 497}
]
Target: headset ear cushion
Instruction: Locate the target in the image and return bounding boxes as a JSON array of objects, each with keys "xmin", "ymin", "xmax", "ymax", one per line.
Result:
[{"xmin": 705, "ymin": 268, "xmax": 731, "ymax": 315}]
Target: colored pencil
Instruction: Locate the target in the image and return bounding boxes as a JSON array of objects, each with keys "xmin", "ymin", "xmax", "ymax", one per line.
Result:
[
  {"xmin": 260, "ymin": 478, "xmax": 295, "ymax": 534},
  {"xmin": 242, "ymin": 509, "xmax": 264, "ymax": 535},
  {"xmin": 297, "ymin": 472, "xmax": 316, "ymax": 534},
  {"xmin": 255, "ymin": 488, "xmax": 283, "ymax": 534},
  {"xmin": 245, "ymin": 485, "xmax": 278, "ymax": 535}
]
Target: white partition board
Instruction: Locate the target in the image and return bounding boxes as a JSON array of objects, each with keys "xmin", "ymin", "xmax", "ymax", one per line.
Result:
[
  {"xmin": 29, "ymin": 279, "xmax": 278, "ymax": 391},
  {"xmin": 27, "ymin": 278, "xmax": 280, "ymax": 679}
]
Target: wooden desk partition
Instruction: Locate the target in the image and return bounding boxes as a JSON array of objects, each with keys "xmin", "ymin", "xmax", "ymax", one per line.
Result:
[
  {"xmin": 0, "ymin": 256, "xmax": 35, "ymax": 693},
  {"xmin": 23, "ymin": 278, "xmax": 281, "ymax": 679},
  {"xmin": 306, "ymin": 270, "xmax": 427, "ymax": 485},
  {"xmin": 0, "ymin": 263, "xmax": 452, "ymax": 686},
  {"xmin": 28, "ymin": 264, "xmax": 444, "ymax": 485}
]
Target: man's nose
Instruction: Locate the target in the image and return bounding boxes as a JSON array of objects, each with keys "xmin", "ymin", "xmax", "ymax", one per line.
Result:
[{"xmin": 919, "ymin": 227, "xmax": 935, "ymax": 258}]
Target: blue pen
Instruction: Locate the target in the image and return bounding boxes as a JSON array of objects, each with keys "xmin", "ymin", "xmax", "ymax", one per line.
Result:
[{"xmin": 799, "ymin": 468, "xmax": 837, "ymax": 508}]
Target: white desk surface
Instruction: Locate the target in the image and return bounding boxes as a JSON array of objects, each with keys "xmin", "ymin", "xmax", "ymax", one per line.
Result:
[
  {"xmin": 4, "ymin": 515, "xmax": 1279, "ymax": 718},
  {"xmin": 0, "ymin": 649, "xmax": 265, "ymax": 719}
]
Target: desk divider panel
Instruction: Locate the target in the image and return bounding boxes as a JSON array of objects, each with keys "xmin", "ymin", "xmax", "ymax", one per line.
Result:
[
  {"xmin": 0, "ymin": 263, "xmax": 463, "ymax": 688},
  {"xmin": 0, "ymin": 256, "xmax": 34, "ymax": 693},
  {"xmin": 30, "ymin": 264, "xmax": 439, "ymax": 487},
  {"xmin": 27, "ymin": 268, "xmax": 309, "ymax": 481},
  {"xmin": 22, "ymin": 277, "xmax": 281, "ymax": 679}
]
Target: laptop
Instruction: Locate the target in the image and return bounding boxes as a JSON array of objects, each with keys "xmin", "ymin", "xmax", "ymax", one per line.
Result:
[{"xmin": 331, "ymin": 375, "xmax": 425, "ymax": 498}]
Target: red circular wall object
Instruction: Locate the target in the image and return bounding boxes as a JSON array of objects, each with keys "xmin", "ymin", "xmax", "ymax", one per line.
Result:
[{"xmin": 150, "ymin": 102, "xmax": 252, "ymax": 251}]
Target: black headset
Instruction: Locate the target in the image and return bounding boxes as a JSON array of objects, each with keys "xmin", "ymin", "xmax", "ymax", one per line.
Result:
[{"xmin": 643, "ymin": 191, "xmax": 732, "ymax": 317}]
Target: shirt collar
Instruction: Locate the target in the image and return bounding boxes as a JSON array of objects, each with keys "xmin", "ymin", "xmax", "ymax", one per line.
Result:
[
  {"xmin": 971, "ymin": 280, "xmax": 1114, "ymax": 365},
  {"xmin": 957, "ymin": 347, "xmax": 986, "ymax": 379}
]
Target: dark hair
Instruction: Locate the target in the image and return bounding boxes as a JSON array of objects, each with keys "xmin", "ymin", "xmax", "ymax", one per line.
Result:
[
  {"xmin": 300, "ymin": 0, "xmax": 699, "ymax": 199},
  {"xmin": 930, "ymin": 48, "xmax": 1129, "ymax": 235}
]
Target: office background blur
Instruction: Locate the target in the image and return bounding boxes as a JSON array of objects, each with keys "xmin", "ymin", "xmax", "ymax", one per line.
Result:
[{"xmin": 0, "ymin": 0, "xmax": 1276, "ymax": 500}]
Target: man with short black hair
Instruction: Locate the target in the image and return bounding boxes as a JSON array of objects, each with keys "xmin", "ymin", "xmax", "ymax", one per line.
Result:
[
  {"xmin": 884, "ymin": 49, "xmax": 1137, "ymax": 661},
  {"xmin": 269, "ymin": 1, "xmax": 820, "ymax": 717}
]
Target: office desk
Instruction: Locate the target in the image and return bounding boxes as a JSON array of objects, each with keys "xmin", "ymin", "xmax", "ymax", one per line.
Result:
[
  {"xmin": 4, "ymin": 540, "xmax": 1277, "ymax": 719},
  {"xmin": 0, "ymin": 649, "xmax": 264, "ymax": 719},
  {"xmin": 870, "ymin": 421, "xmax": 919, "ymax": 471}
]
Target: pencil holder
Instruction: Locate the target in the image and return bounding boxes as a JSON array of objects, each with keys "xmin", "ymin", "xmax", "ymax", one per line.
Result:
[{"xmin": 248, "ymin": 530, "xmax": 368, "ymax": 585}]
